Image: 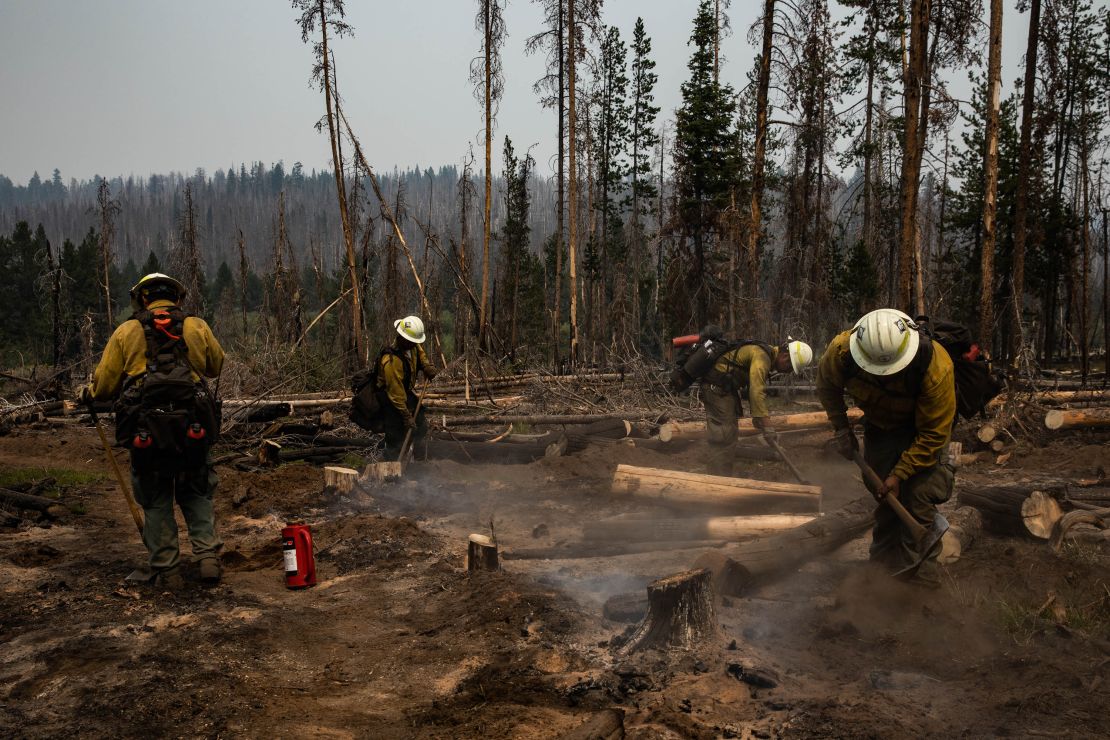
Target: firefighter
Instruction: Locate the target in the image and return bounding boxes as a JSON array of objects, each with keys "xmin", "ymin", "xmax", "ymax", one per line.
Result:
[
  {"xmin": 816, "ymin": 308, "xmax": 956, "ymax": 585},
  {"xmin": 698, "ymin": 327, "xmax": 814, "ymax": 476},
  {"xmin": 376, "ymin": 315, "xmax": 437, "ymax": 459},
  {"xmin": 81, "ymin": 273, "xmax": 225, "ymax": 591}
]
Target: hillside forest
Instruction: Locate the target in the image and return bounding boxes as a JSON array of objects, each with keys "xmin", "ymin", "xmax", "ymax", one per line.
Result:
[{"xmin": 1, "ymin": 0, "xmax": 1107, "ymax": 384}]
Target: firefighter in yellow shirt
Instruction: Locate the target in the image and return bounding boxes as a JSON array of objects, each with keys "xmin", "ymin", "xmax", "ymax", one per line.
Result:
[
  {"xmin": 817, "ymin": 308, "xmax": 957, "ymax": 584},
  {"xmin": 82, "ymin": 273, "xmax": 225, "ymax": 591},
  {"xmin": 376, "ymin": 315, "xmax": 437, "ymax": 459}
]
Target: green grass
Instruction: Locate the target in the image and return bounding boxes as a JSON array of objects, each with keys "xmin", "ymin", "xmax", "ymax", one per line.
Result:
[
  {"xmin": 0, "ymin": 467, "xmax": 107, "ymax": 497},
  {"xmin": 341, "ymin": 453, "xmax": 367, "ymax": 469}
]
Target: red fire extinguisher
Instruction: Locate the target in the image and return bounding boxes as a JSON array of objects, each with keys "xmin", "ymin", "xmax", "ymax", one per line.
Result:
[{"xmin": 282, "ymin": 524, "xmax": 317, "ymax": 589}]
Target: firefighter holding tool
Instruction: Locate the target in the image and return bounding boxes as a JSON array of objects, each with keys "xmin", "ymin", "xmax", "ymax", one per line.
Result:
[{"xmin": 81, "ymin": 273, "xmax": 225, "ymax": 591}]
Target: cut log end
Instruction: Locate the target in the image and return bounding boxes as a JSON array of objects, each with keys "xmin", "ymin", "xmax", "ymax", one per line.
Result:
[
  {"xmin": 624, "ymin": 568, "xmax": 717, "ymax": 653},
  {"xmin": 362, "ymin": 461, "xmax": 402, "ymax": 484},
  {"xmin": 467, "ymin": 534, "xmax": 500, "ymax": 572},
  {"xmin": 1021, "ymin": 490, "xmax": 1063, "ymax": 539},
  {"xmin": 977, "ymin": 423, "xmax": 998, "ymax": 444}
]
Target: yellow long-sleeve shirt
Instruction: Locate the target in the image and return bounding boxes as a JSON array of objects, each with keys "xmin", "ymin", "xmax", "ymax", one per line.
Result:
[
  {"xmin": 709, "ymin": 343, "xmax": 777, "ymax": 420},
  {"xmin": 816, "ymin": 331, "xmax": 955, "ymax": 480},
  {"xmin": 376, "ymin": 344, "xmax": 435, "ymax": 415},
  {"xmin": 90, "ymin": 299, "xmax": 225, "ymax": 400}
]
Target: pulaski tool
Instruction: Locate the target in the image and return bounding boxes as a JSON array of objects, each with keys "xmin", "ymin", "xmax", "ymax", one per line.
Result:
[{"xmin": 851, "ymin": 450, "xmax": 949, "ymax": 578}]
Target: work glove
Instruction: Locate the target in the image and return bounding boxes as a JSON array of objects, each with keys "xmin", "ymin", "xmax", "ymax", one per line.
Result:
[
  {"xmin": 833, "ymin": 427, "xmax": 858, "ymax": 460},
  {"xmin": 402, "ymin": 412, "xmax": 417, "ymax": 431},
  {"xmin": 882, "ymin": 475, "xmax": 901, "ymax": 499},
  {"xmin": 761, "ymin": 427, "xmax": 780, "ymax": 446},
  {"xmin": 78, "ymin": 384, "xmax": 95, "ymax": 407},
  {"xmin": 424, "ymin": 367, "xmax": 438, "ymax": 381}
]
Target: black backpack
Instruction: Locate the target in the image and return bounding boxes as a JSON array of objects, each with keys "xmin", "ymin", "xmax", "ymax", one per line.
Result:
[
  {"xmin": 844, "ymin": 316, "xmax": 1002, "ymax": 419},
  {"xmin": 670, "ymin": 337, "xmax": 775, "ymax": 392},
  {"xmin": 349, "ymin": 346, "xmax": 412, "ymax": 431},
  {"xmin": 115, "ymin": 308, "xmax": 220, "ymax": 471}
]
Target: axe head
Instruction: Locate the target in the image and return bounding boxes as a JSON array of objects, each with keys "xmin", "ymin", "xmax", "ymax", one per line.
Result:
[{"xmin": 893, "ymin": 513, "xmax": 950, "ymax": 580}]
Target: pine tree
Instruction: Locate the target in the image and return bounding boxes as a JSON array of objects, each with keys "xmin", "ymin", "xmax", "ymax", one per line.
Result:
[
  {"xmin": 627, "ymin": 16, "xmax": 660, "ymax": 348},
  {"xmin": 672, "ymin": 0, "xmax": 739, "ymax": 330}
]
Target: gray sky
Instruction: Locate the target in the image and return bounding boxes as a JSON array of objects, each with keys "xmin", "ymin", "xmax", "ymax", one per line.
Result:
[{"xmin": 0, "ymin": 0, "xmax": 1038, "ymax": 184}]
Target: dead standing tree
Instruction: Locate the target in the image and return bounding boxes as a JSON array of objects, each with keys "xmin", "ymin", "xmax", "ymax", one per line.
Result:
[
  {"xmin": 294, "ymin": 0, "xmax": 364, "ymax": 364},
  {"xmin": 471, "ymin": 0, "xmax": 507, "ymax": 352},
  {"xmin": 978, "ymin": 0, "xmax": 1003, "ymax": 353},
  {"xmin": 95, "ymin": 180, "xmax": 120, "ymax": 331},
  {"xmin": 175, "ymin": 181, "xmax": 206, "ymax": 317}
]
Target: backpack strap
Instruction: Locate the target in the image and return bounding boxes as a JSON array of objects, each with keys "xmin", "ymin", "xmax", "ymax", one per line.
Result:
[{"xmin": 843, "ymin": 334, "xmax": 934, "ymax": 398}]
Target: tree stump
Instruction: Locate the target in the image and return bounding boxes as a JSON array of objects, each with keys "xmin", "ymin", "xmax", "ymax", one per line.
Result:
[
  {"xmin": 467, "ymin": 534, "xmax": 500, "ymax": 572},
  {"xmin": 258, "ymin": 440, "xmax": 282, "ymax": 466},
  {"xmin": 323, "ymin": 466, "xmax": 358, "ymax": 494},
  {"xmin": 623, "ymin": 568, "xmax": 717, "ymax": 652}
]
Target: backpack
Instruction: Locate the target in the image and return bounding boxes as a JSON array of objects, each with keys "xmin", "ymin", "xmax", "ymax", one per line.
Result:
[
  {"xmin": 349, "ymin": 346, "xmax": 413, "ymax": 431},
  {"xmin": 844, "ymin": 316, "xmax": 1002, "ymax": 419},
  {"xmin": 670, "ymin": 338, "xmax": 776, "ymax": 393},
  {"xmin": 115, "ymin": 308, "xmax": 220, "ymax": 472}
]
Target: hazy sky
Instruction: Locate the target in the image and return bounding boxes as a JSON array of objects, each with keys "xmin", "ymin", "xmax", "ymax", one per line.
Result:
[{"xmin": 0, "ymin": 0, "xmax": 1038, "ymax": 184}]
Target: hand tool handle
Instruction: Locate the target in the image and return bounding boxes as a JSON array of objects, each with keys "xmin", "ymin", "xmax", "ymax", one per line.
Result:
[
  {"xmin": 851, "ymin": 451, "xmax": 927, "ymax": 541},
  {"xmin": 88, "ymin": 403, "xmax": 144, "ymax": 535},
  {"xmin": 398, "ymin": 376, "xmax": 430, "ymax": 472},
  {"xmin": 766, "ymin": 436, "xmax": 809, "ymax": 485}
]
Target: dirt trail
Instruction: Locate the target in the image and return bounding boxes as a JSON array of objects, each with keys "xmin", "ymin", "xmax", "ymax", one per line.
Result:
[{"xmin": 1, "ymin": 424, "xmax": 1108, "ymax": 738}]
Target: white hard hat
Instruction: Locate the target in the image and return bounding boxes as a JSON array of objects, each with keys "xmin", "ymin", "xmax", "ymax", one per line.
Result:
[
  {"xmin": 848, "ymin": 308, "xmax": 920, "ymax": 376},
  {"xmin": 786, "ymin": 340, "xmax": 814, "ymax": 375},
  {"xmin": 394, "ymin": 315, "xmax": 426, "ymax": 344}
]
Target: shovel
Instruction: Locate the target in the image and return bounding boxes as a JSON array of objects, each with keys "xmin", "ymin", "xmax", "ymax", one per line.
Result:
[
  {"xmin": 851, "ymin": 450, "xmax": 949, "ymax": 579},
  {"xmin": 364, "ymin": 377, "xmax": 429, "ymax": 484}
]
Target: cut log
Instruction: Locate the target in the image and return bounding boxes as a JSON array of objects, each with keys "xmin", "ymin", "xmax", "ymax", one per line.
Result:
[
  {"xmin": 318, "ymin": 409, "xmax": 335, "ymax": 428},
  {"xmin": 694, "ymin": 495, "xmax": 875, "ymax": 597},
  {"xmin": 560, "ymin": 708, "xmax": 625, "ymax": 740},
  {"xmin": 0, "ymin": 487, "xmax": 67, "ymax": 518},
  {"xmin": 412, "ymin": 437, "xmax": 557, "ymax": 464},
  {"xmin": 323, "ymin": 466, "xmax": 359, "ymax": 494},
  {"xmin": 658, "ymin": 408, "xmax": 863, "ymax": 442},
  {"xmin": 990, "ymin": 439, "xmax": 1006, "ymax": 453},
  {"xmin": 503, "ymin": 540, "xmax": 727, "ymax": 560},
  {"xmin": 937, "ymin": 506, "xmax": 983, "ymax": 564},
  {"xmin": 467, "ymin": 534, "xmax": 500, "ymax": 572},
  {"xmin": 611, "ymin": 464, "xmax": 821, "ymax": 512},
  {"xmin": 1021, "ymin": 491, "xmax": 1062, "ymax": 538},
  {"xmin": 988, "ymin": 389, "xmax": 1110, "ymax": 410},
  {"xmin": 258, "ymin": 439, "xmax": 282, "ymax": 466},
  {"xmin": 956, "ymin": 484, "xmax": 1062, "ymax": 539},
  {"xmin": 623, "ymin": 569, "xmax": 717, "ymax": 652},
  {"xmin": 976, "ymin": 424, "xmax": 998, "ymax": 444},
  {"xmin": 1045, "ymin": 408, "xmax": 1110, "ymax": 431},
  {"xmin": 442, "ymin": 412, "xmax": 658, "ymax": 428},
  {"xmin": 583, "ymin": 514, "xmax": 817, "ymax": 543}
]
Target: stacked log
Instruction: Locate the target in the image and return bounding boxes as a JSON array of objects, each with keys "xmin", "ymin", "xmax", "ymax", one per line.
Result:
[
  {"xmin": 610, "ymin": 464, "xmax": 822, "ymax": 512},
  {"xmin": 657, "ymin": 408, "xmax": 863, "ymax": 442},
  {"xmin": 583, "ymin": 514, "xmax": 816, "ymax": 543},
  {"xmin": 694, "ymin": 496, "xmax": 876, "ymax": 597}
]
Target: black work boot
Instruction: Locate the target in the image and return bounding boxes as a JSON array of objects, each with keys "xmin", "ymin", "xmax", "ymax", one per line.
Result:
[{"xmin": 198, "ymin": 556, "xmax": 223, "ymax": 586}]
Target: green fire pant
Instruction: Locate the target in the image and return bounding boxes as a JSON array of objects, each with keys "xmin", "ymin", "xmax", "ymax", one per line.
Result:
[
  {"xmin": 701, "ymin": 384, "xmax": 741, "ymax": 476},
  {"xmin": 863, "ymin": 424, "xmax": 954, "ymax": 584},
  {"xmin": 131, "ymin": 456, "xmax": 222, "ymax": 573},
  {"xmin": 380, "ymin": 396, "xmax": 428, "ymax": 461}
]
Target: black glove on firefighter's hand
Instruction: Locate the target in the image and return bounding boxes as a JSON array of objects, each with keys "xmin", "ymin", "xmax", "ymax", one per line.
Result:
[
  {"xmin": 78, "ymin": 384, "xmax": 94, "ymax": 407},
  {"xmin": 761, "ymin": 427, "xmax": 780, "ymax": 446},
  {"xmin": 833, "ymin": 427, "xmax": 858, "ymax": 460},
  {"xmin": 402, "ymin": 412, "xmax": 417, "ymax": 431},
  {"xmin": 424, "ymin": 367, "xmax": 438, "ymax": 381}
]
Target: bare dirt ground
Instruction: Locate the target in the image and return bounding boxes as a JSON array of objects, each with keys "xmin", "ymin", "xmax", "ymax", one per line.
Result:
[{"xmin": 1, "ymin": 419, "xmax": 1108, "ymax": 738}]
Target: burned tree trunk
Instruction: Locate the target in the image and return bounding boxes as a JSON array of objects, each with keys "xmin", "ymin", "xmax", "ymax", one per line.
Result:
[
  {"xmin": 467, "ymin": 534, "xmax": 500, "ymax": 572},
  {"xmin": 623, "ymin": 568, "xmax": 717, "ymax": 653}
]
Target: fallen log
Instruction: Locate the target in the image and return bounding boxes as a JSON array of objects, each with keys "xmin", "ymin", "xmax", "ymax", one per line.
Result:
[
  {"xmin": 0, "ymin": 487, "xmax": 67, "ymax": 517},
  {"xmin": 466, "ymin": 534, "xmax": 500, "ymax": 572},
  {"xmin": 622, "ymin": 569, "xmax": 717, "ymax": 652},
  {"xmin": 937, "ymin": 506, "xmax": 983, "ymax": 564},
  {"xmin": 503, "ymin": 539, "xmax": 727, "ymax": 560},
  {"xmin": 412, "ymin": 436, "xmax": 563, "ymax": 464},
  {"xmin": 693, "ymin": 495, "xmax": 875, "ymax": 597},
  {"xmin": 956, "ymin": 484, "xmax": 1062, "ymax": 538},
  {"xmin": 1045, "ymin": 408, "xmax": 1110, "ymax": 431},
  {"xmin": 278, "ymin": 445, "xmax": 361, "ymax": 462},
  {"xmin": 658, "ymin": 408, "xmax": 863, "ymax": 442},
  {"xmin": 439, "ymin": 412, "xmax": 660, "ymax": 428},
  {"xmin": 1050, "ymin": 508, "xmax": 1110, "ymax": 552},
  {"xmin": 560, "ymin": 708, "xmax": 625, "ymax": 740},
  {"xmin": 583, "ymin": 514, "xmax": 817, "ymax": 543},
  {"xmin": 988, "ymin": 389, "xmax": 1110, "ymax": 411},
  {"xmin": 611, "ymin": 464, "xmax": 821, "ymax": 512}
]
